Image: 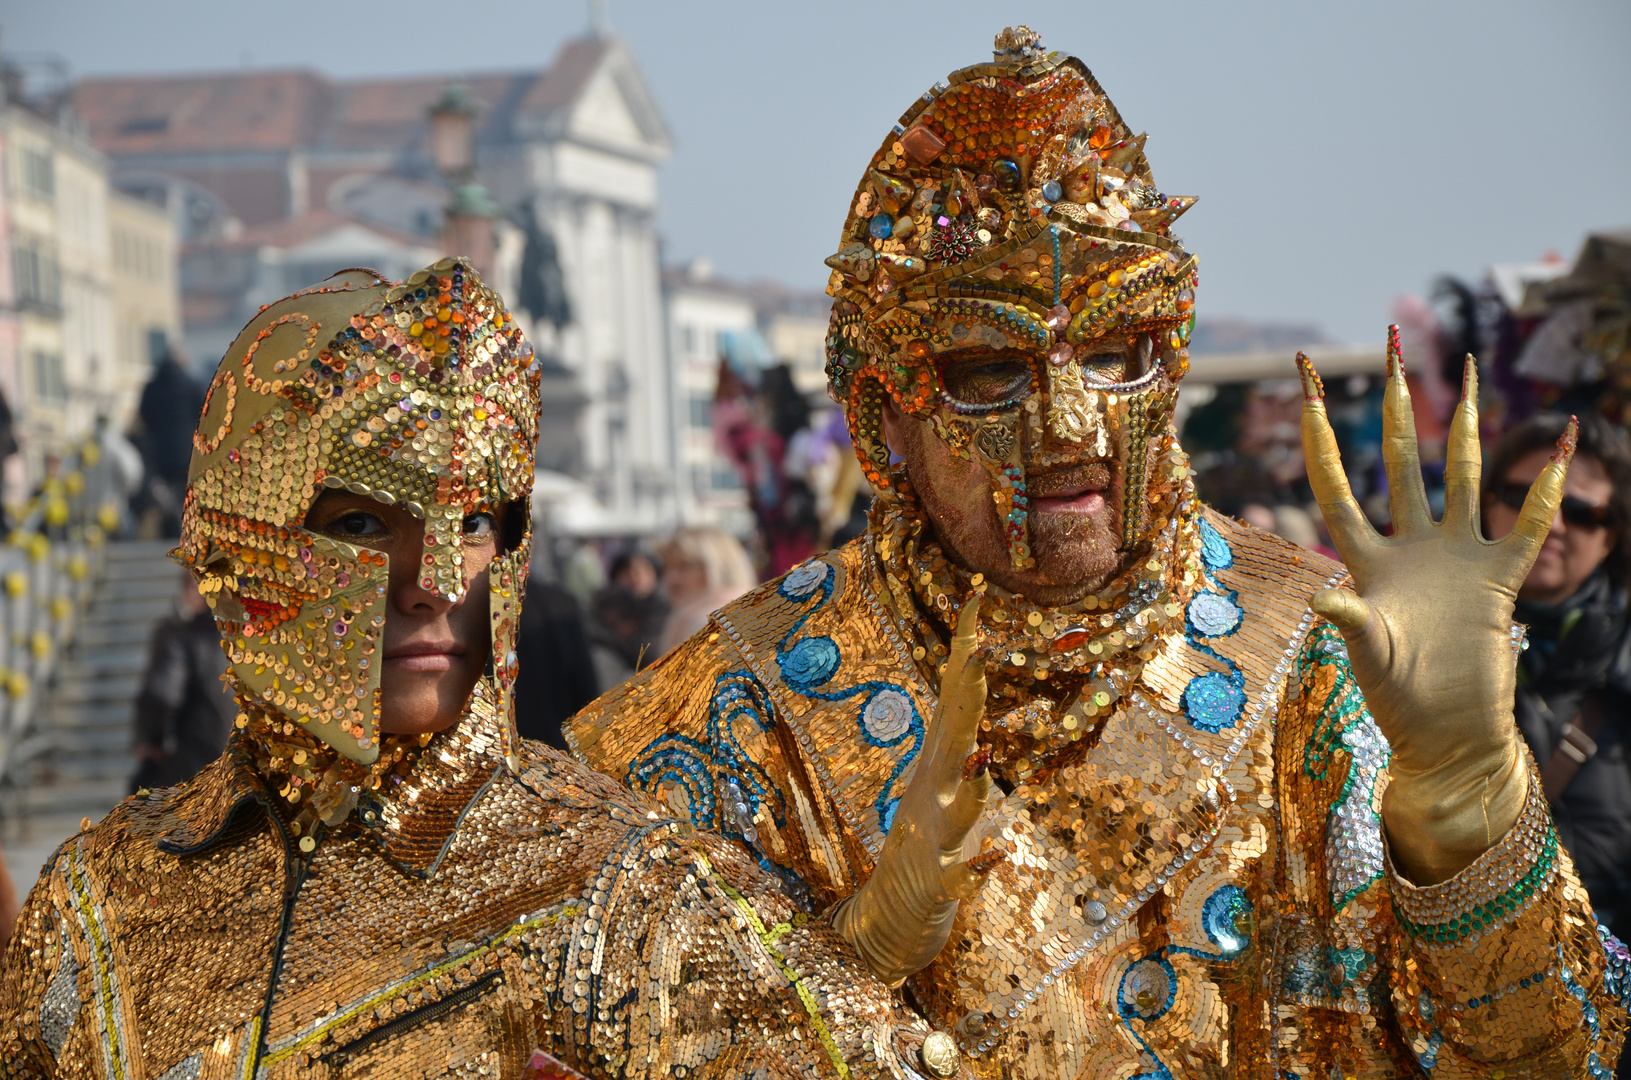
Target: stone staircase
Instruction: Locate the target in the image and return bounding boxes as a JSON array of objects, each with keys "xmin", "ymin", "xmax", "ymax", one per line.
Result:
[{"xmin": 1, "ymin": 540, "xmax": 179, "ymax": 886}]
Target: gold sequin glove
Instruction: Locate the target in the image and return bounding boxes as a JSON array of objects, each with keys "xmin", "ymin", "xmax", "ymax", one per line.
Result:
[
  {"xmin": 1298, "ymin": 335, "xmax": 1575, "ymax": 885},
  {"xmin": 829, "ymin": 594, "xmax": 1001, "ymax": 988}
]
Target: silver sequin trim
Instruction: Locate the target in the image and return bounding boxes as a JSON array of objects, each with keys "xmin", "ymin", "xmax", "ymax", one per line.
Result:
[
  {"xmin": 155, "ymin": 1053, "xmax": 203, "ymax": 1080},
  {"xmin": 1328, "ymin": 714, "xmax": 1388, "ymax": 905},
  {"xmin": 38, "ymin": 919, "xmax": 81, "ymax": 1056}
]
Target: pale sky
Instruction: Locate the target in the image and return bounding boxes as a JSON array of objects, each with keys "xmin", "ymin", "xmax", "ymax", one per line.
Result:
[{"xmin": 3, "ymin": 0, "xmax": 1627, "ymax": 344}]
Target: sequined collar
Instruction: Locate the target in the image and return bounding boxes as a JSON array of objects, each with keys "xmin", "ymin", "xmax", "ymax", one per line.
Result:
[
  {"xmin": 208, "ymin": 680, "xmax": 508, "ymax": 873},
  {"xmin": 870, "ymin": 473, "xmax": 1205, "ymax": 769}
]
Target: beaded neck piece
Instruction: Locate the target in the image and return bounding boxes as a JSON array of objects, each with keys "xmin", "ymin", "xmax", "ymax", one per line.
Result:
[
  {"xmin": 238, "ymin": 677, "xmax": 503, "ymax": 847},
  {"xmin": 872, "ymin": 450, "xmax": 1204, "ymax": 773}
]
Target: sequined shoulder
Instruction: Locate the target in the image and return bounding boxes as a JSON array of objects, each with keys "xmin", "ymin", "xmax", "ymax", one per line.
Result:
[
  {"xmin": 89, "ymin": 749, "xmax": 272, "ymax": 856},
  {"xmin": 567, "ymin": 538, "xmax": 873, "ymax": 773},
  {"xmin": 1197, "ymin": 507, "xmax": 1347, "ymax": 618},
  {"xmin": 509, "ymin": 736, "xmax": 660, "ymax": 815}
]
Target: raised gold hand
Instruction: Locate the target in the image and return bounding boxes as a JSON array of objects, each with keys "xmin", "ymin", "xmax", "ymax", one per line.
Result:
[
  {"xmin": 829, "ymin": 593, "xmax": 1001, "ymax": 987},
  {"xmin": 1298, "ymin": 329, "xmax": 1575, "ymax": 884}
]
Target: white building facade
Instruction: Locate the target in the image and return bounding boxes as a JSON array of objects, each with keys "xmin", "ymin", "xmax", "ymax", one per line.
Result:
[
  {"xmin": 0, "ymin": 89, "xmax": 176, "ymax": 481},
  {"xmin": 74, "ymin": 31, "xmax": 675, "ymax": 533}
]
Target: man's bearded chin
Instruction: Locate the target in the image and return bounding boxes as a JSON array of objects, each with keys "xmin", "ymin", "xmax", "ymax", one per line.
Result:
[
  {"xmin": 1024, "ymin": 458, "xmax": 1124, "ymax": 594},
  {"xmin": 894, "ymin": 410, "xmax": 1130, "ymax": 605}
]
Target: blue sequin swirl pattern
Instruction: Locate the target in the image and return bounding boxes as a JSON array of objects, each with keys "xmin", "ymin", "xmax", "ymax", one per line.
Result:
[
  {"xmin": 778, "ymin": 636, "xmax": 841, "ymax": 692},
  {"xmin": 1198, "ymin": 517, "xmax": 1234, "ymax": 572}
]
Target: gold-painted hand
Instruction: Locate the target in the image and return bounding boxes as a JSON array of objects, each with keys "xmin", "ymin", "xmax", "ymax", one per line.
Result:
[
  {"xmin": 1298, "ymin": 328, "xmax": 1575, "ymax": 885},
  {"xmin": 829, "ymin": 594, "xmax": 1001, "ymax": 987}
]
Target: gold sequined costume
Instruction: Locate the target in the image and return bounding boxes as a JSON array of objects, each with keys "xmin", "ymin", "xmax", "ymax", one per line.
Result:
[
  {"xmin": 0, "ymin": 259, "xmax": 964, "ymax": 1079},
  {"xmin": 569, "ymin": 29, "xmax": 1631, "ymax": 1079}
]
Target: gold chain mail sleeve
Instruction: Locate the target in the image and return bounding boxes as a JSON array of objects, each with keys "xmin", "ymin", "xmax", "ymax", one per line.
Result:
[
  {"xmin": 0, "ymin": 750, "xmax": 963, "ymax": 1079},
  {"xmin": 544, "ymin": 806, "xmax": 946, "ymax": 1078},
  {"xmin": 1272, "ymin": 621, "xmax": 1628, "ymax": 1077}
]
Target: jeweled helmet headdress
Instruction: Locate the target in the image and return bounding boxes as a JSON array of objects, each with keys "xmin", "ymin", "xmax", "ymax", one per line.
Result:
[
  {"xmin": 824, "ymin": 26, "xmax": 1200, "ymax": 566},
  {"xmin": 178, "ymin": 257, "xmax": 539, "ymax": 768}
]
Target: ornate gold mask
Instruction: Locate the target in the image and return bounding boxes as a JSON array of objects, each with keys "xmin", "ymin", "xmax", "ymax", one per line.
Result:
[
  {"xmin": 177, "ymin": 258, "xmax": 540, "ymax": 767},
  {"xmin": 825, "ymin": 26, "xmax": 1200, "ymax": 565}
]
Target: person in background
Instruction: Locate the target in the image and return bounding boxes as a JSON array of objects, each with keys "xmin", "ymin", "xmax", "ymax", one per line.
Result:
[
  {"xmin": 132, "ymin": 348, "xmax": 203, "ymax": 538},
  {"xmin": 512, "ymin": 575, "xmax": 600, "ymax": 750},
  {"xmin": 585, "ymin": 549, "xmax": 670, "ymax": 691},
  {"xmin": 130, "ymin": 571, "xmax": 237, "ymax": 791},
  {"xmin": 655, "ymin": 527, "xmax": 756, "ymax": 655},
  {"xmin": 608, "ymin": 548, "xmax": 662, "ymax": 601},
  {"xmin": 1485, "ymin": 411, "xmax": 1631, "ymax": 1078},
  {"xmin": 0, "ymin": 385, "xmax": 16, "ymax": 531},
  {"xmin": 1485, "ymin": 413, "xmax": 1631, "ymax": 936}
]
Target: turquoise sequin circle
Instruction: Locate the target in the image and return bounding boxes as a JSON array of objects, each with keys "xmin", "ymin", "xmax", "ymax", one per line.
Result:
[
  {"xmin": 779, "ymin": 637, "xmax": 840, "ymax": 691},
  {"xmin": 1183, "ymin": 671, "xmax": 1244, "ymax": 731}
]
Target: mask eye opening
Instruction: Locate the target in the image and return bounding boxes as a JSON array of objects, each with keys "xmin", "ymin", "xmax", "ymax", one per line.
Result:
[
  {"xmin": 934, "ymin": 350, "xmax": 1039, "ymax": 415},
  {"xmin": 1073, "ymin": 331, "xmax": 1169, "ymax": 394}
]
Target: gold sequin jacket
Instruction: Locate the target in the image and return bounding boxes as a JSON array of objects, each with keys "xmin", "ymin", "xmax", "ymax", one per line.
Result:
[
  {"xmin": 569, "ymin": 510, "xmax": 1629, "ymax": 1078},
  {"xmin": 0, "ymin": 709, "xmax": 959, "ymax": 1079}
]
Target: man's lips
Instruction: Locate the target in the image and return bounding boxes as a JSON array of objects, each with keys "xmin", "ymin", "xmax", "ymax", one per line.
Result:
[
  {"xmin": 384, "ymin": 641, "xmax": 466, "ymax": 672},
  {"xmin": 1028, "ymin": 463, "xmax": 1112, "ymax": 513}
]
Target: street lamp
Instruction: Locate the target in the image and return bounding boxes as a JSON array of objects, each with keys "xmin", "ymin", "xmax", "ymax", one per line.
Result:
[
  {"xmin": 427, "ymin": 83, "xmax": 500, "ymax": 276},
  {"xmin": 428, "ymin": 83, "xmax": 478, "ymax": 181}
]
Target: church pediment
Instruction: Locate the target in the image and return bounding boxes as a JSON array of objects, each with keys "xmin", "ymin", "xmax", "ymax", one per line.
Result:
[{"xmin": 514, "ymin": 37, "xmax": 672, "ymax": 163}]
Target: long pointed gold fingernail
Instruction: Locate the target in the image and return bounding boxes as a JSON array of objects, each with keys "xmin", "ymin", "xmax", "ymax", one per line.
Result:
[
  {"xmin": 1553, "ymin": 416, "xmax": 1579, "ymax": 465},
  {"xmin": 1296, "ymin": 351, "xmax": 1324, "ymax": 401},
  {"xmin": 1387, "ymin": 324, "xmax": 1404, "ymax": 379},
  {"xmin": 1461, "ymin": 354, "xmax": 1478, "ymax": 402}
]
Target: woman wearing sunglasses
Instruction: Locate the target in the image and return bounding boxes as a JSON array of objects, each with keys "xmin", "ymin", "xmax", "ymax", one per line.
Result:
[{"xmin": 1485, "ymin": 412, "xmax": 1631, "ymax": 1053}]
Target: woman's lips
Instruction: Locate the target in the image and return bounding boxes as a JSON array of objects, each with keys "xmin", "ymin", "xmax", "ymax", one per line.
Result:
[{"xmin": 385, "ymin": 642, "xmax": 465, "ymax": 673}]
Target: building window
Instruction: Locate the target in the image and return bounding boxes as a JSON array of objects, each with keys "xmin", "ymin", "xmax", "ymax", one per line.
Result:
[
  {"xmin": 711, "ymin": 463, "xmax": 740, "ymax": 491},
  {"xmin": 33, "ymin": 350, "xmax": 65, "ymax": 402},
  {"xmin": 688, "ymin": 392, "xmax": 713, "ymax": 429},
  {"xmin": 679, "ymin": 324, "xmax": 697, "ymax": 355},
  {"xmin": 18, "ymin": 147, "xmax": 54, "ymax": 202},
  {"xmin": 13, "ymin": 240, "xmax": 62, "ymax": 312}
]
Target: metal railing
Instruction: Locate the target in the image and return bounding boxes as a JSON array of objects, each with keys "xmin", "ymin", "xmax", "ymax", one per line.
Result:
[{"xmin": 0, "ymin": 438, "xmax": 126, "ymax": 791}]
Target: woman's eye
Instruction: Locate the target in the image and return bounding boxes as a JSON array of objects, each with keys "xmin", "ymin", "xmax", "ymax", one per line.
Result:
[
  {"xmin": 463, "ymin": 513, "xmax": 497, "ymax": 539},
  {"xmin": 326, "ymin": 511, "xmax": 387, "ymax": 537}
]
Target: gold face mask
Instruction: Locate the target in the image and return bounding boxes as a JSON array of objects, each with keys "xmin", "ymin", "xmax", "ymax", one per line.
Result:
[
  {"xmin": 178, "ymin": 257, "xmax": 540, "ymax": 768},
  {"xmin": 824, "ymin": 26, "xmax": 1200, "ymax": 566}
]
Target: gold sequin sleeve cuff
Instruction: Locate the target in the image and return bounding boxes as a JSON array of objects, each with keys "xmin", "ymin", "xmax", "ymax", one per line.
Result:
[{"xmin": 1384, "ymin": 763, "xmax": 1628, "ymax": 1074}]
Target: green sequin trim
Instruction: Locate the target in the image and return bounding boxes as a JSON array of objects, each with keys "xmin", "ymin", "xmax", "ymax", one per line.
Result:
[
  {"xmin": 1393, "ymin": 823, "xmax": 1558, "ymax": 944},
  {"xmin": 1300, "ymin": 625, "xmax": 1367, "ymax": 787}
]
